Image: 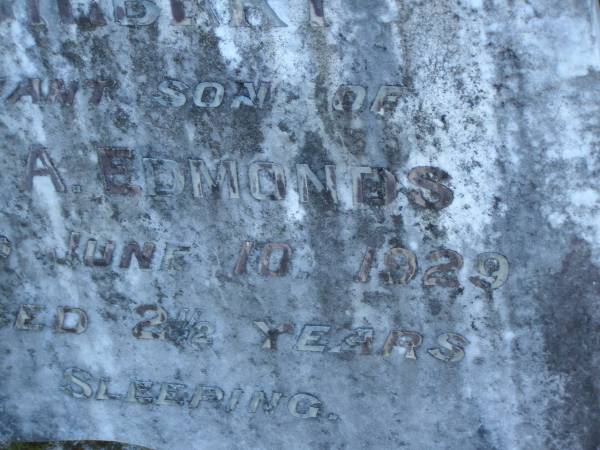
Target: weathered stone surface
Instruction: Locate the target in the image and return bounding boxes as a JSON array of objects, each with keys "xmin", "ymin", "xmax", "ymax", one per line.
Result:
[
  {"xmin": 1, "ymin": 1, "xmax": 600, "ymax": 449},
  {"xmin": 3, "ymin": 442, "xmax": 150, "ymax": 450}
]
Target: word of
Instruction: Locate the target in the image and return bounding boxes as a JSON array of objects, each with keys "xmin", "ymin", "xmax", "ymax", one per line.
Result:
[
  {"xmin": 12, "ymin": 304, "xmax": 88, "ymax": 334},
  {"xmin": 1, "ymin": 79, "xmax": 117, "ymax": 105},
  {"xmin": 23, "ymin": 147, "xmax": 454, "ymax": 211},
  {"xmin": 253, "ymin": 321, "xmax": 470, "ymax": 363},
  {"xmin": 18, "ymin": 0, "xmax": 326, "ymax": 28},
  {"xmin": 63, "ymin": 367, "xmax": 335, "ymax": 420}
]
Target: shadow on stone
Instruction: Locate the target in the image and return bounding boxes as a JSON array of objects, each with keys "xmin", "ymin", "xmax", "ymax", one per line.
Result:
[{"xmin": 2, "ymin": 442, "xmax": 153, "ymax": 450}]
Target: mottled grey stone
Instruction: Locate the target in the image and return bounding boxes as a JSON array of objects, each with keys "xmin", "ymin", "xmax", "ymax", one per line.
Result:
[{"xmin": 1, "ymin": 1, "xmax": 600, "ymax": 449}]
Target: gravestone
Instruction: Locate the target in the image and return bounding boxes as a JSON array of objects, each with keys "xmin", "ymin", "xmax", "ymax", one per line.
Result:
[{"xmin": 1, "ymin": 1, "xmax": 600, "ymax": 449}]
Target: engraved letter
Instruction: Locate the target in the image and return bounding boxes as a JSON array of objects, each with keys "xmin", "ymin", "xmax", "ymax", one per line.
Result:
[
  {"xmin": 189, "ymin": 322, "xmax": 215, "ymax": 349},
  {"xmin": 56, "ymin": 0, "xmax": 107, "ymax": 26},
  {"xmin": 234, "ymin": 241, "xmax": 254, "ymax": 275},
  {"xmin": 98, "ymin": 148, "xmax": 140, "ymax": 195},
  {"xmin": 53, "ymin": 232, "xmax": 81, "ymax": 266},
  {"xmin": 232, "ymin": 82, "xmax": 270, "ymax": 109},
  {"xmin": 27, "ymin": 0, "xmax": 44, "ymax": 25},
  {"xmin": 332, "ymin": 85, "xmax": 366, "ymax": 112},
  {"xmin": 47, "ymin": 79, "xmax": 79, "ymax": 105},
  {"xmin": 170, "ymin": 0, "xmax": 192, "ymax": 24},
  {"xmin": 379, "ymin": 247, "xmax": 417, "ymax": 285},
  {"xmin": 352, "ymin": 167, "xmax": 397, "ymax": 207},
  {"xmin": 156, "ymin": 79, "xmax": 188, "ymax": 107},
  {"xmin": 0, "ymin": 236, "xmax": 11, "ymax": 259},
  {"xmin": 355, "ymin": 247, "xmax": 376, "ymax": 283},
  {"xmin": 297, "ymin": 325, "xmax": 330, "ymax": 352},
  {"xmin": 0, "ymin": 2, "xmax": 13, "ymax": 22},
  {"xmin": 382, "ymin": 331, "xmax": 422, "ymax": 360},
  {"xmin": 423, "ymin": 249, "xmax": 463, "ymax": 289},
  {"xmin": 329, "ymin": 327, "xmax": 373, "ymax": 354},
  {"xmin": 249, "ymin": 162, "xmax": 286, "ymax": 201},
  {"xmin": 15, "ymin": 305, "xmax": 45, "ymax": 331},
  {"xmin": 258, "ymin": 243, "xmax": 291, "ymax": 277},
  {"xmin": 143, "ymin": 158, "xmax": 185, "ymax": 196},
  {"xmin": 96, "ymin": 378, "xmax": 120, "ymax": 400},
  {"xmin": 308, "ymin": 0, "xmax": 325, "ymax": 26},
  {"xmin": 253, "ymin": 320, "xmax": 294, "ymax": 350},
  {"xmin": 157, "ymin": 383, "xmax": 187, "ymax": 406},
  {"xmin": 288, "ymin": 393, "xmax": 322, "ymax": 418},
  {"xmin": 113, "ymin": 0, "xmax": 160, "ymax": 26},
  {"xmin": 132, "ymin": 304, "xmax": 167, "ymax": 340},
  {"xmin": 193, "ymin": 82, "xmax": 224, "ymax": 108},
  {"xmin": 84, "ymin": 239, "xmax": 115, "ymax": 267},
  {"xmin": 189, "ymin": 159, "xmax": 239, "ymax": 199},
  {"xmin": 189, "ymin": 385, "xmax": 224, "ymax": 408},
  {"xmin": 469, "ymin": 252, "xmax": 509, "ymax": 291},
  {"xmin": 170, "ymin": 0, "xmax": 219, "ymax": 25},
  {"xmin": 428, "ymin": 333, "xmax": 469, "ymax": 363},
  {"xmin": 56, "ymin": 306, "xmax": 88, "ymax": 334},
  {"xmin": 22, "ymin": 147, "xmax": 66, "ymax": 193},
  {"xmin": 370, "ymin": 85, "xmax": 402, "ymax": 114},
  {"xmin": 225, "ymin": 388, "xmax": 244, "ymax": 412},
  {"xmin": 86, "ymin": 79, "xmax": 117, "ymax": 105},
  {"xmin": 126, "ymin": 381, "xmax": 154, "ymax": 404},
  {"xmin": 8, "ymin": 79, "xmax": 41, "ymax": 104},
  {"xmin": 57, "ymin": 0, "xmax": 75, "ymax": 22},
  {"xmin": 248, "ymin": 391, "xmax": 283, "ymax": 414},
  {"xmin": 160, "ymin": 244, "xmax": 191, "ymax": 271},
  {"xmin": 296, "ymin": 164, "xmax": 338, "ymax": 204},
  {"xmin": 63, "ymin": 368, "xmax": 93, "ymax": 399},
  {"xmin": 119, "ymin": 241, "xmax": 156, "ymax": 269},
  {"xmin": 407, "ymin": 166, "xmax": 454, "ymax": 210},
  {"xmin": 230, "ymin": 0, "xmax": 286, "ymax": 28}
]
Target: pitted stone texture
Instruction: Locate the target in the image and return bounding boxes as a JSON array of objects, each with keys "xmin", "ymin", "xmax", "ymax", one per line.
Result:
[{"xmin": 1, "ymin": 1, "xmax": 600, "ymax": 449}]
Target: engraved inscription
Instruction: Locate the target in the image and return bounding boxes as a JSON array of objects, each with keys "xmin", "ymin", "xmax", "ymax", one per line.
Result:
[
  {"xmin": 22, "ymin": 147, "xmax": 66, "ymax": 193},
  {"xmin": 56, "ymin": 306, "xmax": 88, "ymax": 334},
  {"xmin": 98, "ymin": 148, "xmax": 140, "ymax": 195},
  {"xmin": 62, "ymin": 367, "xmax": 333, "ymax": 420},
  {"xmin": 407, "ymin": 166, "xmax": 454, "ymax": 211},
  {"xmin": 132, "ymin": 305, "xmax": 215, "ymax": 350},
  {"xmin": 50, "ymin": 232, "xmax": 193, "ymax": 272},
  {"xmin": 253, "ymin": 321, "xmax": 295, "ymax": 350},
  {"xmin": 422, "ymin": 249, "xmax": 464, "ymax": 289},
  {"xmin": 254, "ymin": 321, "xmax": 469, "ymax": 363},
  {"xmin": 235, "ymin": 241, "xmax": 292, "ymax": 277},
  {"xmin": 4, "ymin": 78, "xmax": 116, "ymax": 105},
  {"xmin": 230, "ymin": 0, "xmax": 287, "ymax": 28},
  {"xmin": 189, "ymin": 159, "xmax": 240, "ymax": 199},
  {"xmin": 469, "ymin": 252, "xmax": 510, "ymax": 291},
  {"xmin": 14, "ymin": 305, "xmax": 88, "ymax": 334},
  {"xmin": 22, "ymin": 148, "xmax": 456, "ymax": 211},
  {"xmin": 379, "ymin": 247, "xmax": 418, "ymax": 285},
  {"xmin": 355, "ymin": 246, "xmax": 506, "ymax": 291},
  {"xmin": 18, "ymin": 0, "xmax": 328, "ymax": 28},
  {"xmin": 427, "ymin": 333, "xmax": 470, "ymax": 363}
]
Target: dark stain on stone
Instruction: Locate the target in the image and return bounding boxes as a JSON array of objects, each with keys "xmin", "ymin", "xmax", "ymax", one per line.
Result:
[{"xmin": 539, "ymin": 238, "xmax": 600, "ymax": 449}]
